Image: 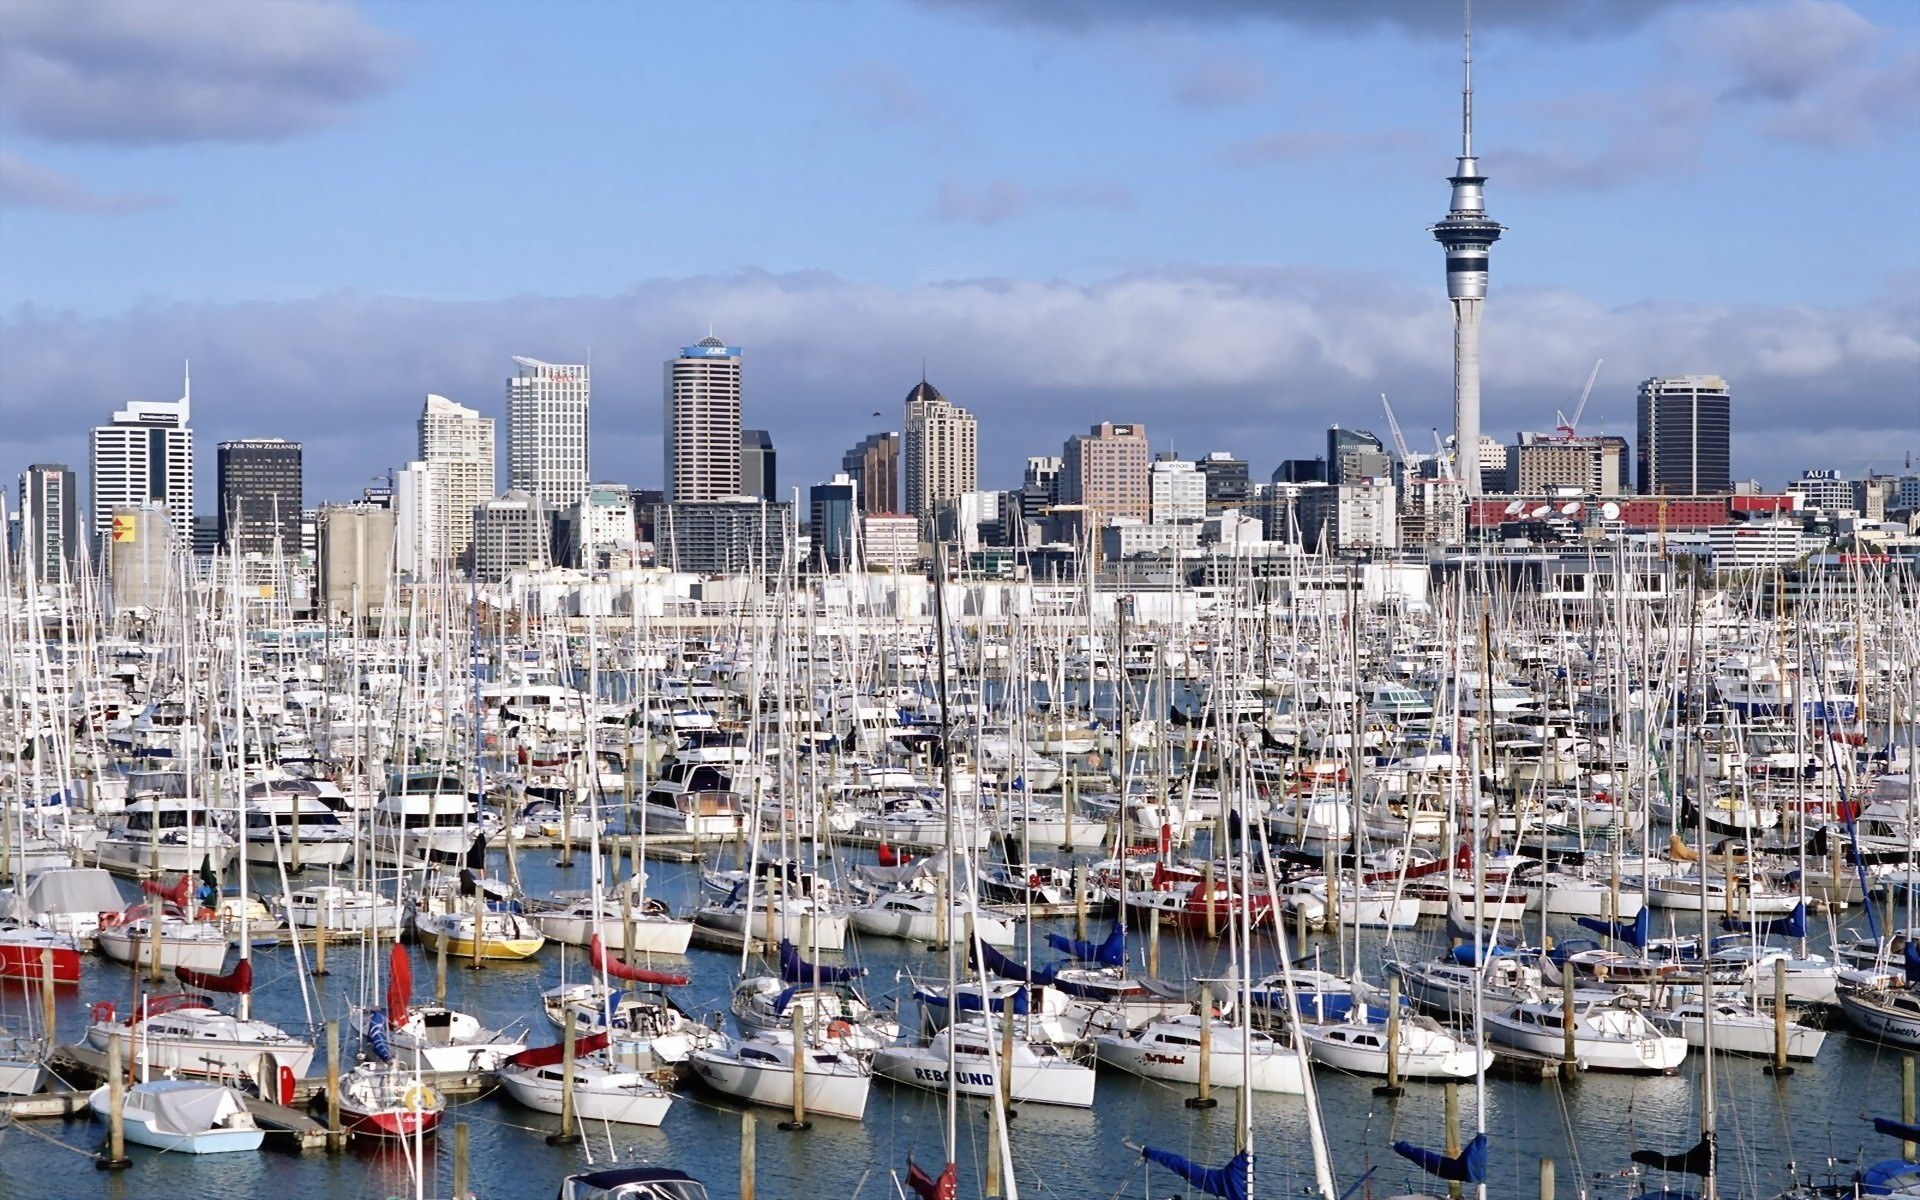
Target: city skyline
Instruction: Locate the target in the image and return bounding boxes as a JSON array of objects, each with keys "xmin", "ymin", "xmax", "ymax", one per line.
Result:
[{"xmin": 2, "ymin": 0, "xmax": 1916, "ymax": 509}]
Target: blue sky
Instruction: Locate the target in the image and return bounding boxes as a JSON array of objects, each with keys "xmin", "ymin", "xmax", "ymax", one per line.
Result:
[{"xmin": 2, "ymin": 0, "xmax": 1916, "ymax": 505}]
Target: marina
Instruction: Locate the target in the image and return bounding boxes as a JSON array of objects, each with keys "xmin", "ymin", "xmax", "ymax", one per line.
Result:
[{"xmin": 0, "ymin": 540, "xmax": 1915, "ymax": 1200}]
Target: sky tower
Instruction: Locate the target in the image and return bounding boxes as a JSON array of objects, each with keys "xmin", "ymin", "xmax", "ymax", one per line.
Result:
[{"xmin": 1431, "ymin": 5, "xmax": 1504, "ymax": 495}]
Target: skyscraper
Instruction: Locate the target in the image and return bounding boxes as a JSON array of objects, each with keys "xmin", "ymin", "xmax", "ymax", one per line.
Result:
[
  {"xmin": 391, "ymin": 461, "xmax": 438, "ymax": 579},
  {"xmin": 842, "ymin": 431, "xmax": 900, "ymax": 515},
  {"xmin": 508, "ymin": 357, "xmax": 590, "ymax": 509},
  {"xmin": 664, "ymin": 336, "xmax": 743, "ymax": 502},
  {"xmin": 1637, "ymin": 375, "xmax": 1732, "ymax": 495},
  {"xmin": 17, "ymin": 464, "xmax": 80, "ymax": 583},
  {"xmin": 740, "ymin": 429, "xmax": 776, "ymax": 500},
  {"xmin": 809, "ymin": 473, "xmax": 859, "ymax": 570},
  {"xmin": 216, "ymin": 438, "xmax": 303, "ymax": 557},
  {"xmin": 902, "ymin": 380, "xmax": 976, "ymax": 528},
  {"xmin": 90, "ymin": 366, "xmax": 193, "ymax": 541},
  {"xmin": 1327, "ymin": 425, "xmax": 1389, "ymax": 486},
  {"xmin": 1430, "ymin": 17, "xmax": 1504, "ymax": 497},
  {"xmin": 418, "ymin": 394, "xmax": 496, "ymax": 572},
  {"xmin": 1061, "ymin": 422, "xmax": 1150, "ymax": 534}
]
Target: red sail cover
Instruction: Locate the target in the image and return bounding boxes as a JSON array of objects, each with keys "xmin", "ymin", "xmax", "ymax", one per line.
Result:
[
  {"xmin": 387, "ymin": 944, "xmax": 412, "ymax": 1028},
  {"xmin": 141, "ymin": 875, "xmax": 191, "ymax": 911},
  {"xmin": 507, "ymin": 1031, "xmax": 610, "ymax": 1069},
  {"xmin": 589, "ymin": 934, "xmax": 689, "ymax": 985},
  {"xmin": 906, "ymin": 1158, "xmax": 957, "ymax": 1200},
  {"xmin": 176, "ymin": 957, "xmax": 253, "ymax": 994}
]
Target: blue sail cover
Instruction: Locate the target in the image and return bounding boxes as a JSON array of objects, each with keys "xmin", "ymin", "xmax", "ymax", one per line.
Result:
[
  {"xmin": 974, "ymin": 939, "xmax": 1053, "ymax": 986},
  {"xmin": 1140, "ymin": 1147, "xmax": 1252, "ymax": 1200},
  {"xmin": 1720, "ymin": 902, "xmax": 1806, "ymax": 938},
  {"xmin": 912, "ymin": 985, "xmax": 1030, "ymax": 1016},
  {"xmin": 1392, "ymin": 1133, "xmax": 1489, "ymax": 1183},
  {"xmin": 779, "ymin": 939, "xmax": 864, "ymax": 984},
  {"xmin": 1874, "ymin": 1117, "xmax": 1920, "ymax": 1142},
  {"xmin": 1573, "ymin": 906, "xmax": 1650, "ymax": 949},
  {"xmin": 1905, "ymin": 942, "xmax": 1920, "ymax": 986},
  {"xmin": 366, "ymin": 1010, "xmax": 393, "ymax": 1063},
  {"xmin": 1046, "ymin": 921, "xmax": 1125, "ymax": 968}
]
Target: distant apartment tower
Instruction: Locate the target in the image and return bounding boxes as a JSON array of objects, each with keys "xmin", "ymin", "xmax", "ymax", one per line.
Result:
[
  {"xmin": 809, "ymin": 474, "xmax": 859, "ymax": 570},
  {"xmin": 1061, "ymin": 422, "xmax": 1150, "ymax": 533},
  {"xmin": 654, "ymin": 499, "xmax": 790, "ymax": 575},
  {"xmin": 418, "ymin": 394, "xmax": 496, "ymax": 571},
  {"xmin": 842, "ymin": 432, "xmax": 900, "ymax": 515},
  {"xmin": 1297, "ymin": 482, "xmax": 1399, "ymax": 552},
  {"xmin": 391, "ymin": 462, "xmax": 438, "ymax": 579},
  {"xmin": 90, "ymin": 367, "xmax": 193, "ymax": 541},
  {"xmin": 1638, "ymin": 375, "xmax": 1731, "ymax": 495},
  {"xmin": 664, "ymin": 336, "xmax": 743, "ymax": 502},
  {"xmin": 861, "ymin": 513, "xmax": 919, "ymax": 571},
  {"xmin": 216, "ymin": 439, "xmax": 303, "ymax": 556},
  {"xmin": 1505, "ymin": 435, "xmax": 1624, "ymax": 497},
  {"xmin": 1149, "ymin": 457, "xmax": 1206, "ymax": 524},
  {"xmin": 902, "ymin": 380, "xmax": 977, "ymax": 528},
  {"xmin": 508, "ymin": 357, "xmax": 590, "ymax": 510},
  {"xmin": 18, "ymin": 464, "xmax": 80, "ymax": 582},
  {"xmin": 571, "ymin": 483, "xmax": 636, "ymax": 569},
  {"xmin": 472, "ymin": 491, "xmax": 552, "ymax": 582},
  {"xmin": 740, "ymin": 429, "xmax": 776, "ymax": 500}
]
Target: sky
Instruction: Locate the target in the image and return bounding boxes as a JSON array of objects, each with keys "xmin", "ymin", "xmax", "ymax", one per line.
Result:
[{"xmin": 1, "ymin": 0, "xmax": 1917, "ymax": 510}]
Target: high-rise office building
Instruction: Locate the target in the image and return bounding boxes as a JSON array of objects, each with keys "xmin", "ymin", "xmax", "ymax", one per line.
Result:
[
  {"xmin": 570, "ymin": 483, "xmax": 636, "ymax": 569},
  {"xmin": 842, "ymin": 432, "xmax": 900, "ymax": 515},
  {"xmin": 1327, "ymin": 425, "xmax": 1389, "ymax": 486},
  {"xmin": 1505, "ymin": 435, "xmax": 1624, "ymax": 496},
  {"xmin": 90, "ymin": 366, "xmax": 193, "ymax": 541},
  {"xmin": 653, "ymin": 499, "xmax": 790, "ymax": 574},
  {"xmin": 740, "ymin": 429, "xmax": 776, "ymax": 500},
  {"xmin": 17, "ymin": 464, "xmax": 80, "ymax": 583},
  {"xmin": 1061, "ymin": 422, "xmax": 1150, "ymax": 534},
  {"xmin": 418, "ymin": 394, "xmax": 496, "ymax": 572},
  {"xmin": 902, "ymin": 380, "xmax": 977, "ymax": 528},
  {"xmin": 1430, "ymin": 19, "xmax": 1504, "ymax": 496},
  {"xmin": 507, "ymin": 357, "xmax": 590, "ymax": 510},
  {"xmin": 809, "ymin": 473, "xmax": 859, "ymax": 570},
  {"xmin": 664, "ymin": 336, "xmax": 743, "ymax": 502},
  {"xmin": 216, "ymin": 438, "xmax": 303, "ymax": 557},
  {"xmin": 1637, "ymin": 375, "xmax": 1732, "ymax": 495},
  {"xmin": 1196, "ymin": 452, "xmax": 1251, "ymax": 508}
]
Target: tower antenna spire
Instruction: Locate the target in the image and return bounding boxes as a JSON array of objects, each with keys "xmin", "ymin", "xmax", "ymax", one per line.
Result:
[{"xmin": 1462, "ymin": 0, "xmax": 1473, "ymax": 158}]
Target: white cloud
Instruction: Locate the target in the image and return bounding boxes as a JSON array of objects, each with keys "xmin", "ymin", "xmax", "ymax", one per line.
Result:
[
  {"xmin": 0, "ymin": 149, "xmax": 165, "ymax": 213},
  {"xmin": 0, "ymin": 0, "xmax": 408, "ymax": 145},
  {"xmin": 927, "ymin": 178, "xmax": 1134, "ymax": 225}
]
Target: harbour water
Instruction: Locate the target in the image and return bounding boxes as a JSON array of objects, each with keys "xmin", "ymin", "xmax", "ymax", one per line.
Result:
[{"xmin": 2, "ymin": 839, "xmax": 1903, "ymax": 1200}]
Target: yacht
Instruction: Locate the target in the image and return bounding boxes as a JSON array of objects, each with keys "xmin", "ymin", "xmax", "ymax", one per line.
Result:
[
  {"xmin": 872, "ymin": 1019, "xmax": 1097, "ymax": 1107},
  {"xmin": 1484, "ymin": 995, "xmax": 1687, "ymax": 1072},
  {"xmin": 95, "ymin": 798, "xmax": 236, "ymax": 876}
]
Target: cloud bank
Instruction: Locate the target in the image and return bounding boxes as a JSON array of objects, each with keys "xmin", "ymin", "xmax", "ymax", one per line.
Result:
[{"xmin": 4, "ymin": 269, "xmax": 1912, "ymax": 509}]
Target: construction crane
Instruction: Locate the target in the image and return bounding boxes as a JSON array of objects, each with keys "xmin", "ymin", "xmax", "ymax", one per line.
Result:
[
  {"xmin": 1431, "ymin": 429, "xmax": 1457, "ymax": 482},
  {"xmin": 1554, "ymin": 357, "xmax": 1603, "ymax": 438},
  {"xmin": 1379, "ymin": 393, "xmax": 1412, "ymax": 466}
]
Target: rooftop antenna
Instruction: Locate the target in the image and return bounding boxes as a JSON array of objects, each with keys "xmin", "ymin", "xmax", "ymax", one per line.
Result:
[
  {"xmin": 181, "ymin": 359, "xmax": 192, "ymax": 421},
  {"xmin": 920, "ymin": 356, "xmax": 927, "ymax": 384},
  {"xmin": 1462, "ymin": 0, "xmax": 1473, "ymax": 158}
]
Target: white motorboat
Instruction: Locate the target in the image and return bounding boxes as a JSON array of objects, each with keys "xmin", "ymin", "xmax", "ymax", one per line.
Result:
[
  {"xmin": 239, "ymin": 787, "xmax": 356, "ymax": 869},
  {"xmin": 1484, "ymin": 995, "xmax": 1688, "ymax": 1072},
  {"xmin": 1299, "ymin": 1016, "xmax": 1491, "ymax": 1080},
  {"xmin": 693, "ymin": 895, "xmax": 849, "ymax": 952},
  {"xmin": 369, "ymin": 770, "xmax": 477, "ymax": 865},
  {"xmin": 282, "ymin": 884, "xmax": 403, "ymax": 934},
  {"xmin": 1094, "ymin": 1015, "xmax": 1307, "ymax": 1093},
  {"xmin": 95, "ymin": 798, "xmax": 237, "ymax": 876},
  {"xmin": 87, "ymin": 1078, "xmax": 264, "ymax": 1154},
  {"xmin": 529, "ymin": 890, "xmax": 693, "ymax": 956},
  {"xmin": 871, "ymin": 1019, "xmax": 1096, "ymax": 1108},
  {"xmin": 688, "ymin": 1030, "xmax": 872, "ymax": 1120}
]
